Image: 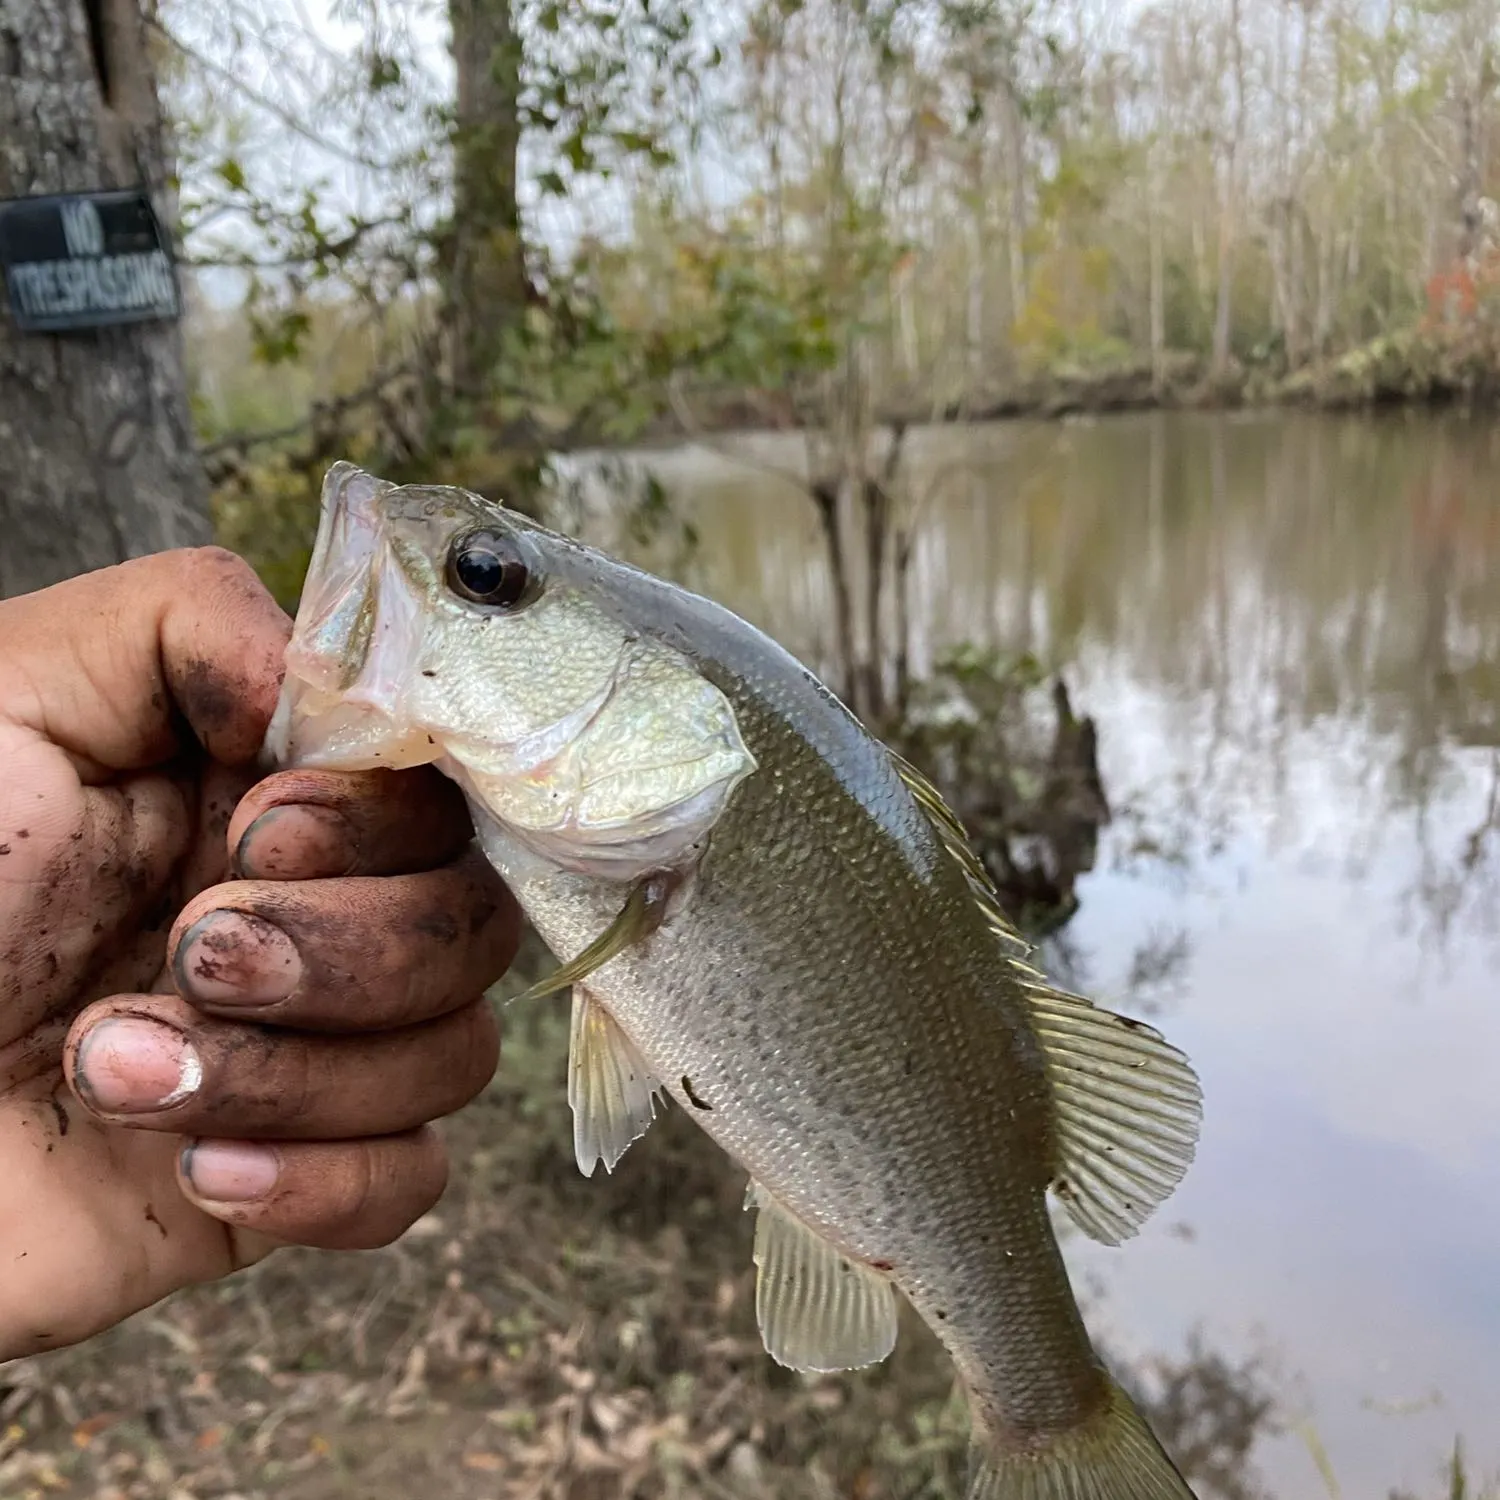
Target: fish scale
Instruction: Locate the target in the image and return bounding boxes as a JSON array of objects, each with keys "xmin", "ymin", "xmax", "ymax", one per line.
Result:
[{"xmin": 266, "ymin": 462, "xmax": 1206, "ymax": 1500}]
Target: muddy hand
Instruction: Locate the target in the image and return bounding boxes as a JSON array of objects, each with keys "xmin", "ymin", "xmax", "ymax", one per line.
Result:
[{"xmin": 0, "ymin": 550, "xmax": 519, "ymax": 1362}]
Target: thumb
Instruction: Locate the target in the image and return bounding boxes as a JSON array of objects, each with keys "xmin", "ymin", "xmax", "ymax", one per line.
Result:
[{"xmin": 0, "ymin": 548, "xmax": 291, "ymax": 779}]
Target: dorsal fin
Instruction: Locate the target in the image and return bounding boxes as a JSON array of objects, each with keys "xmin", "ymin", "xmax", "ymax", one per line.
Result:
[
  {"xmin": 887, "ymin": 748, "xmax": 1033, "ymax": 961},
  {"xmin": 890, "ymin": 748, "xmax": 1203, "ymax": 1245}
]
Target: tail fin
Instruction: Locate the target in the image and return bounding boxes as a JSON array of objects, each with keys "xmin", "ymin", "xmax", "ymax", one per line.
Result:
[{"xmin": 968, "ymin": 1376, "xmax": 1198, "ymax": 1500}]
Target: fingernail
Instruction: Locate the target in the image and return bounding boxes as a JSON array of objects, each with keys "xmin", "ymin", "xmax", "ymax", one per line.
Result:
[
  {"xmin": 74, "ymin": 1018, "xmax": 202, "ymax": 1114},
  {"xmin": 181, "ymin": 1140, "xmax": 280, "ymax": 1203},
  {"xmin": 236, "ymin": 804, "xmax": 358, "ymax": 880},
  {"xmin": 175, "ymin": 911, "xmax": 302, "ymax": 1008}
]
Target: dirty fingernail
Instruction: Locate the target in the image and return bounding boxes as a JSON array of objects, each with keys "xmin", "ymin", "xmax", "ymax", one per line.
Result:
[
  {"xmin": 75, "ymin": 1018, "xmax": 202, "ymax": 1114},
  {"xmin": 181, "ymin": 1140, "xmax": 280, "ymax": 1203},
  {"xmin": 236, "ymin": 804, "xmax": 358, "ymax": 880},
  {"xmin": 175, "ymin": 911, "xmax": 302, "ymax": 1008}
]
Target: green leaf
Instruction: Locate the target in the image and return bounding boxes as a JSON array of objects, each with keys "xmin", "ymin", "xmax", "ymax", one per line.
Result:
[
  {"xmin": 368, "ymin": 53, "xmax": 402, "ymax": 90},
  {"xmin": 249, "ymin": 307, "xmax": 312, "ymax": 366}
]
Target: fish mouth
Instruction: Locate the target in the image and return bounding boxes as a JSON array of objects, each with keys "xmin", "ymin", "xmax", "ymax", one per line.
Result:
[
  {"xmin": 284, "ymin": 463, "xmax": 393, "ymax": 697},
  {"xmin": 265, "ymin": 464, "xmax": 442, "ymax": 771}
]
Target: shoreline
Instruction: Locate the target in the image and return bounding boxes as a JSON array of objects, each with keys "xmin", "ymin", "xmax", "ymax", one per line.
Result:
[{"xmin": 635, "ymin": 332, "xmax": 1500, "ymax": 447}]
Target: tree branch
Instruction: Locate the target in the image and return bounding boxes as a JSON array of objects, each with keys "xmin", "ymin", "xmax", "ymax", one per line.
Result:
[
  {"xmin": 148, "ymin": 16, "xmax": 408, "ymax": 173},
  {"xmin": 664, "ymin": 374, "xmax": 815, "ymax": 493},
  {"xmin": 199, "ymin": 361, "xmax": 419, "ymax": 482}
]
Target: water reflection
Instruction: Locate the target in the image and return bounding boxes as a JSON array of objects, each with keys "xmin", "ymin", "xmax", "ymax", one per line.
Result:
[{"xmin": 573, "ymin": 409, "xmax": 1500, "ymax": 1496}]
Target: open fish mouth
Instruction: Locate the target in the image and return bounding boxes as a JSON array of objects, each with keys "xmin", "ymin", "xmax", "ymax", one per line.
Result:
[
  {"xmin": 286, "ymin": 464, "xmax": 394, "ymax": 699},
  {"xmin": 263, "ymin": 464, "xmax": 441, "ymax": 771}
]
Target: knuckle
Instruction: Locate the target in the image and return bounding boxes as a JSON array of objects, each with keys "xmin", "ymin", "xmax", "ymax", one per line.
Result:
[
  {"xmin": 183, "ymin": 545, "xmax": 263, "ymax": 589},
  {"xmin": 282, "ymin": 1038, "xmax": 318, "ymax": 1126},
  {"xmin": 447, "ymin": 1004, "xmax": 501, "ymax": 1094},
  {"xmin": 320, "ymin": 1147, "xmax": 379, "ymax": 1230},
  {"xmin": 311, "ymin": 1134, "xmax": 446, "ymax": 1248}
]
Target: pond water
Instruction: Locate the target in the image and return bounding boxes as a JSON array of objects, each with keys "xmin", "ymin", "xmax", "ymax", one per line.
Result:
[{"xmin": 580, "ymin": 410, "xmax": 1500, "ymax": 1498}]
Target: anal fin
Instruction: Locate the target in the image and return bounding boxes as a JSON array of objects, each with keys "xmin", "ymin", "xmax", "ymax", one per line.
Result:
[
  {"xmin": 568, "ymin": 987, "xmax": 665, "ymax": 1176},
  {"xmin": 745, "ymin": 1181, "xmax": 898, "ymax": 1373}
]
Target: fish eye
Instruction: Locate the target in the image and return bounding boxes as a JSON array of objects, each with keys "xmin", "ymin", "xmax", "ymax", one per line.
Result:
[{"xmin": 446, "ymin": 528, "xmax": 533, "ymax": 609}]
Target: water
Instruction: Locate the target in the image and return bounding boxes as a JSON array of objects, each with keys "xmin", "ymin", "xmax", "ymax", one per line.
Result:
[{"xmin": 571, "ymin": 410, "xmax": 1500, "ymax": 1496}]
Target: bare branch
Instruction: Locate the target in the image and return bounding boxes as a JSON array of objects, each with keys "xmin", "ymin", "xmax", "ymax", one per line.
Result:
[
  {"xmin": 664, "ymin": 375, "xmax": 814, "ymax": 493},
  {"xmin": 149, "ymin": 15, "xmax": 408, "ymax": 173},
  {"xmin": 199, "ymin": 360, "xmax": 421, "ymax": 482}
]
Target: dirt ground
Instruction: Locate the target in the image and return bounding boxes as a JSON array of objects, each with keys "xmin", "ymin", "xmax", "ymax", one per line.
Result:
[{"xmin": 0, "ymin": 946, "xmax": 1270, "ymax": 1500}]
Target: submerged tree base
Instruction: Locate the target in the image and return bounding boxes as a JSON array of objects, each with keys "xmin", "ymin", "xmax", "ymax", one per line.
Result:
[{"xmin": 889, "ymin": 651, "xmax": 1111, "ymax": 939}]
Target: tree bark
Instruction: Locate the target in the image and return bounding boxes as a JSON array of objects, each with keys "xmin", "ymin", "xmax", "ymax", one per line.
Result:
[
  {"xmin": 964, "ymin": 209, "xmax": 985, "ymax": 389},
  {"xmin": 0, "ymin": 0, "xmax": 210, "ymax": 600},
  {"xmin": 447, "ymin": 0, "xmax": 528, "ymax": 404},
  {"xmin": 1455, "ymin": 93, "xmax": 1483, "ymax": 267},
  {"xmin": 895, "ymin": 266, "xmax": 919, "ymax": 380}
]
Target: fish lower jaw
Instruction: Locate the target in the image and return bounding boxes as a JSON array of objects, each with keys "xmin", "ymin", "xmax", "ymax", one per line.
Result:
[
  {"xmin": 457, "ymin": 768, "xmax": 729, "ymax": 885},
  {"xmin": 517, "ymin": 820, "xmax": 714, "ymax": 882},
  {"xmin": 476, "ymin": 810, "xmax": 709, "ymax": 885}
]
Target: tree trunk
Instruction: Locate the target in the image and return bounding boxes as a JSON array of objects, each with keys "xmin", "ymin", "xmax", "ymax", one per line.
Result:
[
  {"xmin": 1450, "ymin": 0, "xmax": 1496, "ymax": 271},
  {"xmin": 1211, "ymin": 0, "xmax": 1244, "ymax": 381},
  {"xmin": 964, "ymin": 209, "xmax": 985, "ymax": 391},
  {"xmin": 1314, "ymin": 221, "xmax": 1336, "ymax": 355},
  {"xmin": 0, "ymin": 0, "xmax": 210, "ymax": 600},
  {"xmin": 895, "ymin": 268, "xmax": 920, "ymax": 381},
  {"xmin": 810, "ymin": 474, "xmax": 859, "ymax": 713},
  {"xmin": 1267, "ymin": 199, "xmax": 1297, "ymax": 359},
  {"xmin": 447, "ymin": 0, "xmax": 527, "ymax": 404},
  {"xmin": 1455, "ymin": 92, "xmax": 1483, "ymax": 267},
  {"xmin": 1148, "ymin": 141, "xmax": 1166, "ymax": 394},
  {"xmin": 1001, "ymin": 80, "xmax": 1028, "ymax": 330},
  {"xmin": 1288, "ymin": 0, "xmax": 1313, "ymax": 364}
]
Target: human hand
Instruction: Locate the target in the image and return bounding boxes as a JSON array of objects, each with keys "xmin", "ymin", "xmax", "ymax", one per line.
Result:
[{"xmin": 0, "ymin": 549, "xmax": 519, "ymax": 1361}]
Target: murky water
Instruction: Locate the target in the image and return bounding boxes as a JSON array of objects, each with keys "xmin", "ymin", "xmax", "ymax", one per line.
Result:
[{"xmin": 576, "ymin": 410, "xmax": 1500, "ymax": 1497}]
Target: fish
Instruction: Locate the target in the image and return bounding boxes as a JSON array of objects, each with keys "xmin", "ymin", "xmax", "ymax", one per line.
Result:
[{"xmin": 263, "ymin": 462, "xmax": 1205, "ymax": 1500}]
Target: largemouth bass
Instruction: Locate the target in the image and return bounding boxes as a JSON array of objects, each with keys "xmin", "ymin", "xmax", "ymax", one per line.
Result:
[{"xmin": 264, "ymin": 463, "xmax": 1204, "ymax": 1500}]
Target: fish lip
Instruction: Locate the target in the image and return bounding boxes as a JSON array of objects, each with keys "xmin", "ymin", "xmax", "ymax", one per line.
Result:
[{"xmin": 323, "ymin": 461, "xmax": 388, "ymax": 539}]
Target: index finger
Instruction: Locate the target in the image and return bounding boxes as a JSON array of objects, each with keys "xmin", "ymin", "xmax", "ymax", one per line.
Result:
[{"xmin": 0, "ymin": 548, "xmax": 291, "ymax": 776}]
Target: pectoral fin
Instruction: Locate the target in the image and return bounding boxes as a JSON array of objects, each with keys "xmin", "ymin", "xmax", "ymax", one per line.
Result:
[
  {"xmin": 568, "ymin": 987, "xmax": 665, "ymax": 1176},
  {"xmin": 745, "ymin": 1182, "xmax": 898, "ymax": 1373},
  {"xmin": 515, "ymin": 871, "xmax": 675, "ymax": 1003}
]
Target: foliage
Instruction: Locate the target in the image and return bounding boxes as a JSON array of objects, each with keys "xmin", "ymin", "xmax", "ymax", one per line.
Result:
[{"xmin": 164, "ymin": 0, "xmax": 1500, "ymax": 539}]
